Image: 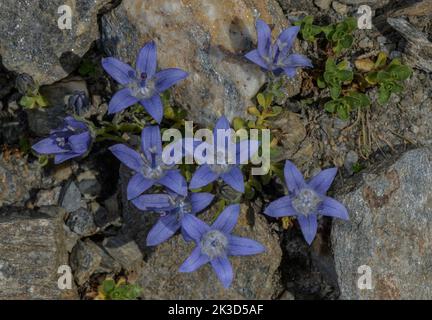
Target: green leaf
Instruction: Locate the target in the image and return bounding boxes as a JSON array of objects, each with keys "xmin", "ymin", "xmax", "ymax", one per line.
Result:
[
  {"xmin": 232, "ymin": 117, "xmax": 245, "ymax": 130},
  {"xmin": 330, "ymin": 86, "xmax": 341, "ymax": 99},
  {"xmin": 365, "ymin": 71, "xmax": 378, "ymax": 84},
  {"xmin": 337, "ymin": 104, "xmax": 349, "ymax": 120},
  {"xmin": 325, "ymin": 58, "xmax": 337, "ymax": 72},
  {"xmin": 34, "ymin": 94, "xmax": 48, "ymax": 107},
  {"xmin": 377, "ymin": 87, "xmax": 391, "ymax": 105},
  {"xmin": 321, "ymin": 25, "xmax": 334, "ymax": 38},
  {"xmin": 256, "ymin": 93, "xmax": 266, "ymax": 107},
  {"xmin": 324, "ymin": 100, "xmax": 337, "ymax": 113},
  {"xmin": 374, "ymin": 52, "xmax": 388, "ymax": 69},
  {"xmin": 317, "ymin": 75, "xmax": 326, "ymax": 88},
  {"xmin": 19, "ymin": 96, "xmax": 36, "ymax": 109},
  {"xmin": 102, "ymin": 279, "xmax": 116, "ymax": 294},
  {"xmin": 338, "ymin": 70, "xmax": 354, "ymax": 83},
  {"xmin": 387, "ymin": 64, "xmax": 412, "ymax": 81},
  {"xmin": 376, "ymin": 71, "xmax": 391, "ymax": 82},
  {"xmin": 340, "ymin": 35, "xmax": 353, "ymax": 49},
  {"xmin": 344, "ymin": 17, "xmax": 357, "ymax": 31}
]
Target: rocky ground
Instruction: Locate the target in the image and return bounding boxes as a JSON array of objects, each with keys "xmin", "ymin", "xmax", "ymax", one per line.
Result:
[{"xmin": 0, "ymin": 0, "xmax": 431, "ymax": 299}]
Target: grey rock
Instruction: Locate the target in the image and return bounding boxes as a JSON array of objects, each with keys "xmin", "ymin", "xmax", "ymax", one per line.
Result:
[
  {"xmin": 136, "ymin": 204, "xmax": 282, "ymax": 299},
  {"xmin": 35, "ymin": 186, "xmax": 62, "ymax": 207},
  {"xmin": 314, "ymin": 0, "xmax": 332, "ymax": 10},
  {"xmin": 0, "ymin": 0, "xmax": 110, "ymax": 85},
  {"xmin": 60, "ymin": 181, "xmax": 83, "ymax": 213},
  {"xmin": 0, "ymin": 153, "xmax": 42, "ymax": 207},
  {"xmin": 332, "ymin": 1, "xmax": 348, "ymax": 14},
  {"xmin": 70, "ymin": 239, "xmax": 121, "ymax": 286},
  {"xmin": 337, "ymin": 0, "xmax": 389, "ymax": 6},
  {"xmin": 102, "ymin": 236, "xmax": 143, "ymax": 272},
  {"xmin": 101, "ymin": 0, "xmax": 296, "ymax": 126},
  {"xmin": 0, "ymin": 206, "xmax": 77, "ymax": 299},
  {"xmin": 332, "ymin": 148, "xmax": 432, "ymax": 299},
  {"xmin": 66, "ymin": 208, "xmax": 97, "ymax": 237},
  {"xmin": 343, "ymin": 150, "xmax": 359, "ymax": 175},
  {"xmin": 91, "ymin": 201, "xmax": 120, "ymax": 229},
  {"xmin": 77, "ymin": 171, "xmax": 101, "ymax": 199},
  {"xmin": 387, "ymin": 17, "xmax": 432, "ymax": 73}
]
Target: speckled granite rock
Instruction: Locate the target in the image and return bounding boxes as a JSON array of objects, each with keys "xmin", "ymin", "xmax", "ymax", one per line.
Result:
[
  {"xmin": 101, "ymin": 0, "xmax": 300, "ymax": 125},
  {"xmin": 136, "ymin": 204, "xmax": 283, "ymax": 299},
  {"xmin": 0, "ymin": 0, "xmax": 110, "ymax": 85},
  {"xmin": 0, "ymin": 152, "xmax": 42, "ymax": 207},
  {"xmin": 332, "ymin": 148, "xmax": 432, "ymax": 299},
  {"xmin": 0, "ymin": 206, "xmax": 78, "ymax": 299}
]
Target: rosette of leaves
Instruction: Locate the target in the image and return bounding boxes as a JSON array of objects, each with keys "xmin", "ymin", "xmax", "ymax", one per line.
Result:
[
  {"xmin": 244, "ymin": 93, "xmax": 282, "ymax": 130},
  {"xmin": 322, "ymin": 17, "xmax": 356, "ymax": 54},
  {"xmin": 96, "ymin": 278, "xmax": 141, "ymax": 300},
  {"xmin": 294, "ymin": 16, "xmax": 322, "ymax": 42},
  {"xmin": 318, "ymin": 58, "xmax": 353, "ymax": 99},
  {"xmin": 324, "ymin": 91, "xmax": 370, "ymax": 120},
  {"xmin": 365, "ymin": 58, "xmax": 412, "ymax": 105},
  {"xmin": 16, "ymin": 74, "xmax": 48, "ymax": 109}
]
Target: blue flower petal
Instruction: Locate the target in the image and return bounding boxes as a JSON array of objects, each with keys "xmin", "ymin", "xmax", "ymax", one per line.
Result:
[
  {"xmin": 32, "ymin": 137, "xmax": 66, "ymax": 154},
  {"xmin": 140, "ymin": 94, "xmax": 163, "ymax": 123},
  {"xmin": 220, "ymin": 166, "xmax": 244, "ymax": 193},
  {"xmin": 284, "ymin": 160, "xmax": 306, "ymax": 193},
  {"xmin": 181, "ymin": 214, "xmax": 210, "ymax": 242},
  {"xmin": 158, "ymin": 170, "xmax": 188, "ymax": 196},
  {"xmin": 244, "ymin": 49, "xmax": 269, "ymax": 70},
  {"xmin": 210, "ymin": 254, "xmax": 233, "ymax": 288},
  {"xmin": 228, "ymin": 235, "xmax": 265, "ymax": 256},
  {"xmin": 179, "ymin": 247, "xmax": 210, "ymax": 272},
  {"xmin": 146, "ymin": 213, "xmax": 181, "ymax": 246},
  {"xmin": 319, "ymin": 196, "xmax": 349, "ymax": 220},
  {"xmin": 282, "ymin": 67, "xmax": 297, "ymax": 78},
  {"xmin": 154, "ymin": 68, "xmax": 188, "ymax": 92},
  {"xmin": 189, "ymin": 165, "xmax": 219, "ymax": 190},
  {"xmin": 136, "ymin": 41, "xmax": 157, "ymax": 78},
  {"xmin": 69, "ymin": 131, "xmax": 91, "ymax": 154},
  {"xmin": 127, "ymin": 173, "xmax": 154, "ymax": 200},
  {"xmin": 276, "ymin": 26, "xmax": 300, "ymax": 56},
  {"xmin": 131, "ymin": 193, "xmax": 172, "ymax": 211},
  {"xmin": 108, "ymin": 88, "xmax": 139, "ymax": 114},
  {"xmin": 211, "ymin": 204, "xmax": 239, "ymax": 234},
  {"xmin": 109, "ymin": 144, "xmax": 143, "ymax": 172},
  {"xmin": 297, "ymin": 214, "xmax": 318, "ymax": 245},
  {"xmin": 141, "ymin": 125, "xmax": 162, "ymax": 159},
  {"xmin": 54, "ymin": 152, "xmax": 81, "ymax": 164},
  {"xmin": 308, "ymin": 167, "xmax": 338, "ymax": 195},
  {"xmin": 102, "ymin": 57, "xmax": 135, "ymax": 85},
  {"xmin": 256, "ymin": 19, "xmax": 272, "ymax": 59},
  {"xmin": 264, "ymin": 195, "xmax": 297, "ymax": 217},
  {"xmin": 190, "ymin": 192, "xmax": 215, "ymax": 214},
  {"xmin": 284, "ymin": 53, "xmax": 313, "ymax": 68}
]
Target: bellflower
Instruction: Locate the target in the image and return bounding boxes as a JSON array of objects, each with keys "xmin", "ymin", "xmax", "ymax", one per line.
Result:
[
  {"xmin": 179, "ymin": 204, "xmax": 265, "ymax": 288},
  {"xmin": 32, "ymin": 116, "xmax": 91, "ymax": 164},
  {"xmin": 102, "ymin": 41, "xmax": 188, "ymax": 123},
  {"xmin": 132, "ymin": 188, "xmax": 215, "ymax": 246},
  {"xmin": 189, "ymin": 116, "xmax": 259, "ymax": 193},
  {"xmin": 245, "ymin": 19, "xmax": 312, "ymax": 77},
  {"xmin": 264, "ymin": 160, "xmax": 349, "ymax": 245},
  {"xmin": 109, "ymin": 125, "xmax": 187, "ymax": 200}
]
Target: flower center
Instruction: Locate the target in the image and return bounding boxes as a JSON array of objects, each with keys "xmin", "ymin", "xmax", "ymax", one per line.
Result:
[
  {"xmin": 172, "ymin": 198, "xmax": 192, "ymax": 222},
  {"xmin": 142, "ymin": 163, "xmax": 165, "ymax": 180},
  {"xmin": 200, "ymin": 230, "xmax": 228, "ymax": 259},
  {"xmin": 292, "ymin": 188, "xmax": 322, "ymax": 217},
  {"xmin": 55, "ymin": 137, "xmax": 67, "ymax": 148},
  {"xmin": 128, "ymin": 73, "xmax": 156, "ymax": 100},
  {"xmin": 208, "ymin": 150, "xmax": 234, "ymax": 174}
]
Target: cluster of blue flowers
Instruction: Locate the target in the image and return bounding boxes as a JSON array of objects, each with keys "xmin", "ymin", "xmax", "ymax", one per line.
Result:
[{"xmin": 31, "ymin": 19, "xmax": 348, "ymax": 288}]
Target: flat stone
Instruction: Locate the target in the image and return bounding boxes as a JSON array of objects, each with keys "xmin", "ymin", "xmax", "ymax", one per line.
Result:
[
  {"xmin": 101, "ymin": 0, "xmax": 295, "ymax": 125},
  {"xmin": 0, "ymin": 206, "xmax": 78, "ymax": 299},
  {"xmin": 70, "ymin": 239, "xmax": 121, "ymax": 286},
  {"xmin": 60, "ymin": 181, "xmax": 83, "ymax": 213},
  {"xmin": 332, "ymin": 148, "xmax": 432, "ymax": 299},
  {"xmin": 0, "ymin": 0, "xmax": 111, "ymax": 85},
  {"xmin": 66, "ymin": 208, "xmax": 97, "ymax": 237},
  {"xmin": 136, "ymin": 204, "xmax": 282, "ymax": 299},
  {"xmin": 102, "ymin": 236, "xmax": 144, "ymax": 273},
  {"xmin": 35, "ymin": 186, "xmax": 62, "ymax": 207},
  {"xmin": 314, "ymin": 0, "xmax": 332, "ymax": 10},
  {"xmin": 0, "ymin": 152, "xmax": 42, "ymax": 207}
]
